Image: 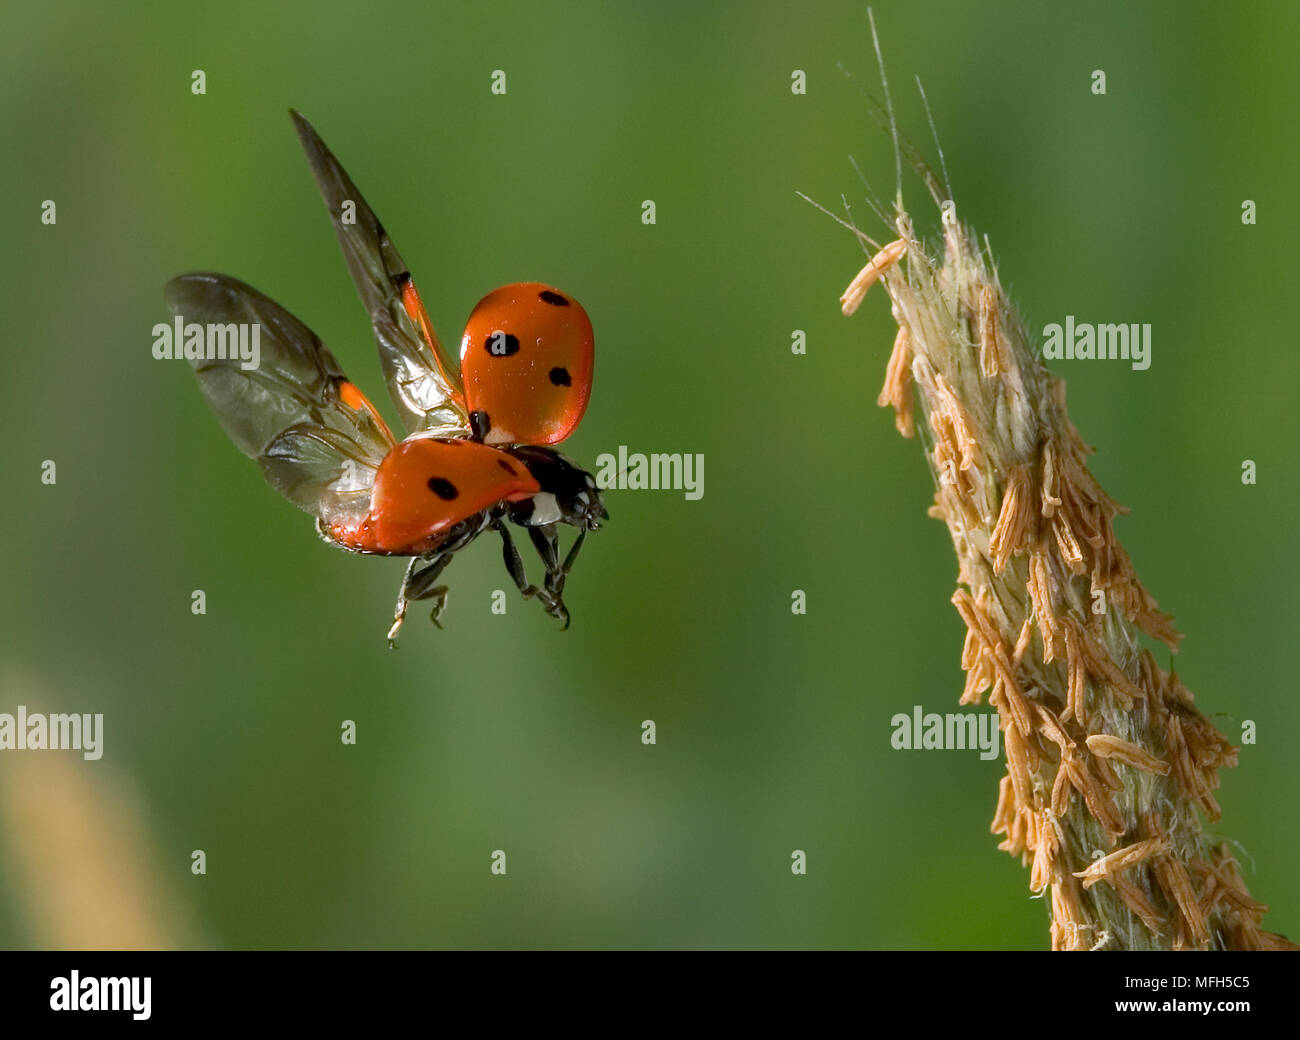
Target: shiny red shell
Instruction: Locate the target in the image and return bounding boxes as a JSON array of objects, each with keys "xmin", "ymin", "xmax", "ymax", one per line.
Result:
[
  {"xmin": 325, "ymin": 438, "xmax": 539, "ymax": 554},
  {"xmin": 458, "ymin": 282, "xmax": 594, "ymax": 447}
]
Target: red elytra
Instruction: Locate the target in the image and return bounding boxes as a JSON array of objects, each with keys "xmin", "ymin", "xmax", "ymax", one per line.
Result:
[
  {"xmin": 326, "ymin": 438, "xmax": 541, "ymax": 555},
  {"xmin": 459, "ymin": 282, "xmax": 594, "ymax": 447}
]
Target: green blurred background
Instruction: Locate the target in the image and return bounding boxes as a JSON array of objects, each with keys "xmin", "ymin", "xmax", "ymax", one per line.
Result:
[{"xmin": 1, "ymin": 0, "xmax": 1296, "ymax": 949}]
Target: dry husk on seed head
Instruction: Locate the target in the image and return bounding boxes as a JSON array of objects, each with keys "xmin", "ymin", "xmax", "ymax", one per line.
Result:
[{"xmin": 840, "ymin": 200, "xmax": 1293, "ymax": 951}]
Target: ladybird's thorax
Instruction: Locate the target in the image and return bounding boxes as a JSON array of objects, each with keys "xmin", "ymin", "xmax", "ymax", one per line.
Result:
[{"xmin": 505, "ymin": 445, "xmax": 607, "ymax": 530}]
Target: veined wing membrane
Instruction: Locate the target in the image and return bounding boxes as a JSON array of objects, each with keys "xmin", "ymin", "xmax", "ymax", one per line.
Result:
[
  {"xmin": 165, "ymin": 272, "xmax": 393, "ymax": 524},
  {"xmin": 290, "ymin": 109, "xmax": 471, "ymax": 438}
]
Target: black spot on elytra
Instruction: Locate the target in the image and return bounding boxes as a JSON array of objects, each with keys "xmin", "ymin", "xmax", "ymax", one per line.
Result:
[
  {"xmin": 469, "ymin": 410, "xmax": 492, "ymax": 441},
  {"xmin": 549, "ymin": 366, "xmax": 571, "ymax": 387},
  {"xmin": 497, "ymin": 459, "xmax": 518, "ymax": 476},
  {"xmin": 427, "ymin": 477, "xmax": 459, "ymax": 500},
  {"xmin": 486, "ymin": 331, "xmax": 520, "ymax": 357},
  {"xmin": 539, "ymin": 290, "xmax": 569, "ymax": 306},
  {"xmin": 391, "ymin": 270, "xmax": 411, "ymax": 289}
]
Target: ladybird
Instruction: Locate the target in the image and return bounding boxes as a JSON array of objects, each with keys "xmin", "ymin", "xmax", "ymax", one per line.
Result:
[{"xmin": 165, "ymin": 110, "xmax": 606, "ymax": 645}]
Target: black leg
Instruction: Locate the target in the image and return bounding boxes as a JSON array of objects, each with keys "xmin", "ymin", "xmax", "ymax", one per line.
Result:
[
  {"xmin": 387, "ymin": 553, "xmax": 454, "ymax": 647},
  {"xmin": 522, "ymin": 523, "xmax": 590, "ymax": 630},
  {"xmin": 527, "ymin": 524, "xmax": 560, "ymax": 573},
  {"xmin": 558, "ymin": 528, "xmax": 588, "ymax": 584},
  {"xmin": 544, "ymin": 529, "xmax": 588, "ymax": 630},
  {"xmin": 406, "ymin": 555, "xmax": 452, "ymax": 600},
  {"xmin": 525, "ymin": 525, "xmax": 568, "ymax": 626},
  {"xmin": 495, "ymin": 521, "xmax": 536, "ymax": 598},
  {"xmin": 388, "ymin": 558, "xmax": 419, "ymax": 648},
  {"xmin": 407, "ymin": 555, "xmax": 453, "ymax": 632}
]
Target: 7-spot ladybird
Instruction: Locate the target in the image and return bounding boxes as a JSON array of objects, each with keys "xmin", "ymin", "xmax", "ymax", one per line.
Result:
[{"xmin": 165, "ymin": 110, "xmax": 606, "ymax": 645}]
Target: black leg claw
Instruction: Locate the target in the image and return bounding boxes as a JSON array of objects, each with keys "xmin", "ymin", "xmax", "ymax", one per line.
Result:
[
  {"xmin": 428, "ymin": 586, "xmax": 449, "ymax": 629},
  {"xmin": 532, "ymin": 584, "xmax": 570, "ymax": 628}
]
